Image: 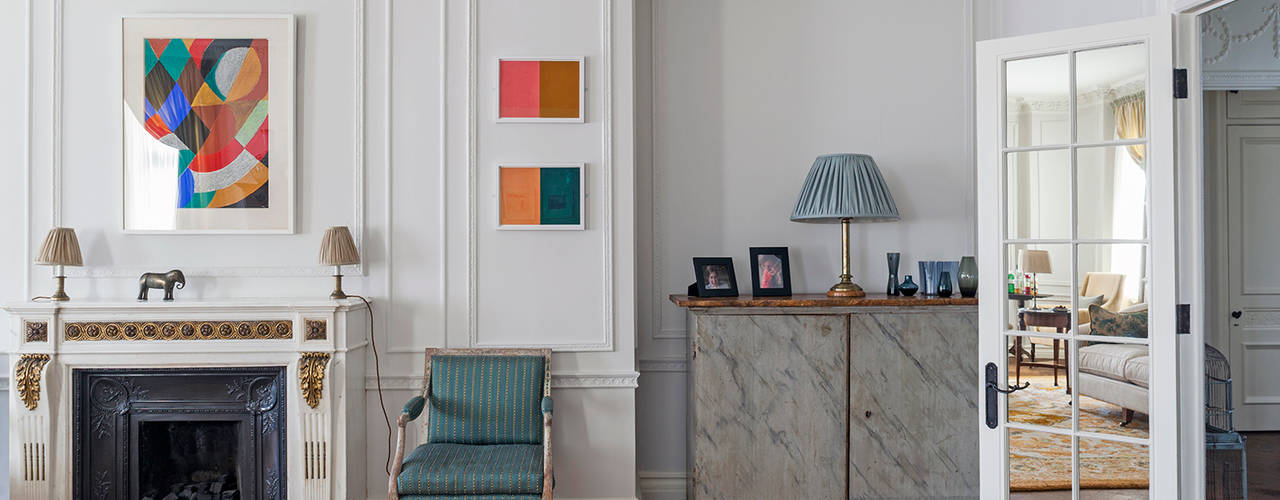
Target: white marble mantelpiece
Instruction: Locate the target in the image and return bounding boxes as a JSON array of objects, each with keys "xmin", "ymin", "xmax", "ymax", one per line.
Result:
[{"xmin": 2, "ymin": 298, "xmax": 370, "ymax": 500}]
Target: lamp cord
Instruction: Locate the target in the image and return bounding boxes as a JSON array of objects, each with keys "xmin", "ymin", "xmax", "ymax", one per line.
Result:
[{"xmin": 347, "ymin": 294, "xmax": 393, "ymax": 475}]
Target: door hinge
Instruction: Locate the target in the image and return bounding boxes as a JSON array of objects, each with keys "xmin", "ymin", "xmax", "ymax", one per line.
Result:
[
  {"xmin": 1174, "ymin": 68, "xmax": 1188, "ymax": 99},
  {"xmin": 1177, "ymin": 303, "xmax": 1191, "ymax": 334}
]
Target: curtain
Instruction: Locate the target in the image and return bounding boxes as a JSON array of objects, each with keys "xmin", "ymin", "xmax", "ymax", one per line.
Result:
[{"xmin": 1113, "ymin": 92, "xmax": 1145, "ymax": 164}]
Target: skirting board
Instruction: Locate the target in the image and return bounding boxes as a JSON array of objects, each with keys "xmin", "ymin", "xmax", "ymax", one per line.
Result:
[{"xmin": 639, "ymin": 471, "xmax": 687, "ymax": 500}]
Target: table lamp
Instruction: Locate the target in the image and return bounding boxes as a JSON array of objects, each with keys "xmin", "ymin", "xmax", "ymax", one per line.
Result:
[
  {"xmin": 35, "ymin": 227, "xmax": 83, "ymax": 301},
  {"xmin": 791, "ymin": 154, "xmax": 900, "ymax": 297},
  {"xmin": 319, "ymin": 226, "xmax": 360, "ymax": 299},
  {"xmin": 1019, "ymin": 249, "xmax": 1052, "ymax": 306}
]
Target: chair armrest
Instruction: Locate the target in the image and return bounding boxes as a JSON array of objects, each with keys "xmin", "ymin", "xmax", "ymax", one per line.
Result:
[
  {"xmin": 402, "ymin": 396, "xmax": 426, "ymax": 422},
  {"xmin": 389, "ymin": 396, "xmax": 426, "ymax": 500},
  {"xmin": 542, "ymin": 396, "xmax": 554, "ymax": 500}
]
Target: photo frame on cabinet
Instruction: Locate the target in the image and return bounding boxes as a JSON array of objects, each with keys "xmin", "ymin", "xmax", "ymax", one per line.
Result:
[
  {"xmin": 496, "ymin": 56, "xmax": 586, "ymax": 123},
  {"xmin": 692, "ymin": 257, "xmax": 739, "ymax": 298},
  {"xmin": 749, "ymin": 247, "xmax": 792, "ymax": 297},
  {"xmin": 121, "ymin": 15, "xmax": 296, "ymax": 233},
  {"xmin": 497, "ymin": 163, "xmax": 585, "ymax": 230}
]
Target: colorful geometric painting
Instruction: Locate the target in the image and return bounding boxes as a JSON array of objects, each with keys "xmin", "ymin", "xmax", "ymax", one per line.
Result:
[
  {"xmin": 498, "ymin": 58, "xmax": 582, "ymax": 121},
  {"xmin": 499, "ymin": 165, "xmax": 583, "ymax": 228},
  {"xmin": 143, "ymin": 38, "xmax": 270, "ymax": 208}
]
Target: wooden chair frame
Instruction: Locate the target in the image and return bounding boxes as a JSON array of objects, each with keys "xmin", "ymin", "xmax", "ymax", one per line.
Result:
[{"xmin": 388, "ymin": 348, "xmax": 553, "ymax": 500}]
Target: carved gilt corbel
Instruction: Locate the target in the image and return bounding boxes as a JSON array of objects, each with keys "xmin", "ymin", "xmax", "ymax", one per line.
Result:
[
  {"xmin": 16, "ymin": 354, "xmax": 51, "ymax": 410},
  {"xmin": 299, "ymin": 352, "xmax": 331, "ymax": 408}
]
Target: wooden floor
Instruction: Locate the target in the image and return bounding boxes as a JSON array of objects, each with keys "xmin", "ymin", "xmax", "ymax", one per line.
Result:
[{"xmin": 1241, "ymin": 431, "xmax": 1280, "ymax": 498}]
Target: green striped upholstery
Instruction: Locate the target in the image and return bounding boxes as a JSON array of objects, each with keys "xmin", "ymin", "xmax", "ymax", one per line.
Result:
[
  {"xmin": 397, "ymin": 443, "xmax": 543, "ymax": 496},
  {"xmin": 427, "ymin": 355, "xmax": 546, "ymax": 445}
]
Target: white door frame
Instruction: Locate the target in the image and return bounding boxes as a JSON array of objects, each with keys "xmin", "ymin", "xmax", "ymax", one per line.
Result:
[{"xmin": 976, "ymin": 15, "xmax": 1177, "ymax": 498}]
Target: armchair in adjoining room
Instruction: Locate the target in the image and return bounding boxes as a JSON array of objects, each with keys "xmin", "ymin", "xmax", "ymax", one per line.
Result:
[{"xmin": 389, "ymin": 348, "xmax": 554, "ymax": 500}]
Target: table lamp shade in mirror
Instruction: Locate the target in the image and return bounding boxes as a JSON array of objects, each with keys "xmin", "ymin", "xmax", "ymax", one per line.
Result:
[
  {"xmin": 35, "ymin": 227, "xmax": 83, "ymax": 301},
  {"xmin": 1019, "ymin": 249, "xmax": 1052, "ymax": 302},
  {"xmin": 791, "ymin": 154, "xmax": 900, "ymax": 297},
  {"xmin": 319, "ymin": 226, "xmax": 360, "ymax": 299}
]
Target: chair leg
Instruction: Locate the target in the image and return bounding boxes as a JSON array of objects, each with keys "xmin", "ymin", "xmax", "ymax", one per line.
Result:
[{"xmin": 1120, "ymin": 408, "xmax": 1134, "ymax": 427}]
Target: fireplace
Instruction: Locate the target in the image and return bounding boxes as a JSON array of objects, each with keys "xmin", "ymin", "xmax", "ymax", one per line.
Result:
[{"xmin": 73, "ymin": 367, "xmax": 288, "ymax": 500}]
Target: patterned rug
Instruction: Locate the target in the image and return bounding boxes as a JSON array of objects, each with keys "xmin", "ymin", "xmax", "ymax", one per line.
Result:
[{"xmin": 1007, "ymin": 377, "xmax": 1150, "ymax": 491}]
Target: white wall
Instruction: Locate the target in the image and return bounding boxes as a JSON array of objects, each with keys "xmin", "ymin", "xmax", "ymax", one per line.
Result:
[
  {"xmin": 975, "ymin": 0, "xmax": 1164, "ymax": 40},
  {"xmin": 635, "ymin": 0, "xmax": 977, "ymax": 496},
  {"xmin": 1, "ymin": 1, "xmax": 637, "ymax": 499}
]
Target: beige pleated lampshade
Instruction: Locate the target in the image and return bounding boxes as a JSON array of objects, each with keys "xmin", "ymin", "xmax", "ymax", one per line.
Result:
[
  {"xmin": 319, "ymin": 226, "xmax": 360, "ymax": 266},
  {"xmin": 1019, "ymin": 249, "xmax": 1053, "ymax": 274},
  {"xmin": 35, "ymin": 227, "xmax": 83, "ymax": 267}
]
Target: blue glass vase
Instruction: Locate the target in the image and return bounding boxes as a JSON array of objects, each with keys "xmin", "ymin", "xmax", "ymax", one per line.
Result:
[
  {"xmin": 899, "ymin": 275, "xmax": 919, "ymax": 297},
  {"xmin": 937, "ymin": 271, "xmax": 954, "ymax": 298}
]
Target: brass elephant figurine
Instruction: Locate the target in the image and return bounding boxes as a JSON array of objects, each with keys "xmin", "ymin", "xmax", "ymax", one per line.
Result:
[{"xmin": 138, "ymin": 270, "xmax": 186, "ymax": 301}]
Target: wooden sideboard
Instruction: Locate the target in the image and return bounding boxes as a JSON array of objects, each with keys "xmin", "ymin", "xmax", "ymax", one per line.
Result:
[{"xmin": 671, "ymin": 294, "xmax": 980, "ymax": 499}]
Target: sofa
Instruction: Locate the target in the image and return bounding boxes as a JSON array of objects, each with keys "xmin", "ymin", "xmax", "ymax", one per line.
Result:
[{"xmin": 1076, "ymin": 303, "xmax": 1150, "ymax": 426}]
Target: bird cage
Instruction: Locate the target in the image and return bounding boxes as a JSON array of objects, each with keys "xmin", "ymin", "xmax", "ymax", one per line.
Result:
[{"xmin": 1205, "ymin": 344, "xmax": 1246, "ymax": 500}]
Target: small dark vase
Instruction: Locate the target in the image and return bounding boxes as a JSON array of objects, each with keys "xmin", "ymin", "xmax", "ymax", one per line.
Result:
[
  {"xmin": 887, "ymin": 252, "xmax": 901, "ymax": 296},
  {"xmin": 959, "ymin": 256, "xmax": 978, "ymax": 298},
  {"xmin": 899, "ymin": 275, "xmax": 920, "ymax": 297},
  {"xmin": 937, "ymin": 271, "xmax": 954, "ymax": 298}
]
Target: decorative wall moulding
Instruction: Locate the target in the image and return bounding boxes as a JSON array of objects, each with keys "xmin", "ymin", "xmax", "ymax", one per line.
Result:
[
  {"xmin": 1202, "ymin": 70, "xmax": 1280, "ymax": 90},
  {"xmin": 365, "ymin": 372, "xmax": 640, "ymax": 391},
  {"xmin": 637, "ymin": 358, "xmax": 689, "ymax": 373}
]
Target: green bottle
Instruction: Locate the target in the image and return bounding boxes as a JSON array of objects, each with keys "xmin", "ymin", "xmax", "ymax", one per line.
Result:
[{"xmin": 1008, "ymin": 273, "xmax": 1016, "ymax": 294}]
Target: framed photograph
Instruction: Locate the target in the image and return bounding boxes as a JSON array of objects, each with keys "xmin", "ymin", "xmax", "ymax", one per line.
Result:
[
  {"xmin": 497, "ymin": 163, "xmax": 585, "ymax": 230},
  {"xmin": 750, "ymin": 247, "xmax": 792, "ymax": 297},
  {"xmin": 496, "ymin": 57, "xmax": 585, "ymax": 123},
  {"xmin": 692, "ymin": 257, "xmax": 739, "ymax": 297},
  {"xmin": 122, "ymin": 15, "xmax": 295, "ymax": 233}
]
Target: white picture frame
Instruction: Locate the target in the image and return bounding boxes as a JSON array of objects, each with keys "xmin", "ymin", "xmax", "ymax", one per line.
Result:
[
  {"xmin": 496, "ymin": 162, "xmax": 586, "ymax": 231},
  {"xmin": 121, "ymin": 15, "xmax": 296, "ymax": 233},
  {"xmin": 494, "ymin": 56, "xmax": 586, "ymax": 123}
]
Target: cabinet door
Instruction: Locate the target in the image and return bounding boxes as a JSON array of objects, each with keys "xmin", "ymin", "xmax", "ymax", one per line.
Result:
[{"xmin": 691, "ymin": 314, "xmax": 847, "ymax": 499}]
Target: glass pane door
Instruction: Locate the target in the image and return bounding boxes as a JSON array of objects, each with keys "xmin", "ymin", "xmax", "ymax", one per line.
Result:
[{"xmin": 1001, "ymin": 43, "xmax": 1152, "ymax": 499}]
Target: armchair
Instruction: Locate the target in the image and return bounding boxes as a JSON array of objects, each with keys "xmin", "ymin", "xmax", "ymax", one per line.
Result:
[{"xmin": 389, "ymin": 348, "xmax": 554, "ymax": 500}]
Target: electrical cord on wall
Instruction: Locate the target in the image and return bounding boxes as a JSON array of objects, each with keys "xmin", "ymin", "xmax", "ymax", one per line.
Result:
[{"xmin": 348, "ymin": 294, "xmax": 393, "ymax": 475}]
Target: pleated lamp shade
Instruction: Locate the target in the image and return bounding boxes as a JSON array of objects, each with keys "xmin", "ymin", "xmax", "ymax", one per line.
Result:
[
  {"xmin": 1019, "ymin": 249, "xmax": 1053, "ymax": 274},
  {"xmin": 790, "ymin": 154, "xmax": 901, "ymax": 223},
  {"xmin": 35, "ymin": 227, "xmax": 83, "ymax": 267},
  {"xmin": 319, "ymin": 226, "xmax": 360, "ymax": 266}
]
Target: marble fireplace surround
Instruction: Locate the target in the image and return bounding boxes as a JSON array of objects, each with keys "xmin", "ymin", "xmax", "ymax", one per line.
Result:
[{"xmin": 2, "ymin": 298, "xmax": 370, "ymax": 500}]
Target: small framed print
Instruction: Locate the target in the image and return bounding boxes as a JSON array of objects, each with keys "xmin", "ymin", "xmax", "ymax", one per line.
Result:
[
  {"xmin": 122, "ymin": 15, "xmax": 296, "ymax": 233},
  {"xmin": 692, "ymin": 257, "xmax": 739, "ymax": 298},
  {"xmin": 750, "ymin": 247, "xmax": 792, "ymax": 297},
  {"xmin": 496, "ymin": 57, "xmax": 585, "ymax": 123},
  {"xmin": 497, "ymin": 163, "xmax": 585, "ymax": 230}
]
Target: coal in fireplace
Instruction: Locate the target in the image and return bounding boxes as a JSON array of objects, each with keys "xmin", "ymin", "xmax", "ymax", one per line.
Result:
[{"xmin": 73, "ymin": 367, "xmax": 287, "ymax": 500}]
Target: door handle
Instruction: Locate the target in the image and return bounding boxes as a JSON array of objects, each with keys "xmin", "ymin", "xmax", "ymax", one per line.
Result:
[
  {"xmin": 1232, "ymin": 310, "xmax": 1242, "ymax": 319},
  {"xmin": 985, "ymin": 362, "xmax": 1029, "ymax": 429}
]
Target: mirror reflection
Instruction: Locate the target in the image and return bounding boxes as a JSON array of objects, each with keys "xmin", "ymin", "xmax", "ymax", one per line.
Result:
[{"xmin": 1007, "ymin": 54, "xmax": 1070, "ymax": 147}]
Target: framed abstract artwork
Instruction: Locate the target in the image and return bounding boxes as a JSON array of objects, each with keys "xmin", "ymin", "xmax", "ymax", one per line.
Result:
[
  {"xmin": 496, "ymin": 57, "xmax": 585, "ymax": 123},
  {"xmin": 122, "ymin": 15, "xmax": 295, "ymax": 233},
  {"xmin": 497, "ymin": 163, "xmax": 585, "ymax": 230}
]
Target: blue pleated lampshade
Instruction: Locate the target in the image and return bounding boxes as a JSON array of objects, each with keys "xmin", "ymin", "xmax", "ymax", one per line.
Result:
[{"xmin": 790, "ymin": 154, "xmax": 901, "ymax": 223}]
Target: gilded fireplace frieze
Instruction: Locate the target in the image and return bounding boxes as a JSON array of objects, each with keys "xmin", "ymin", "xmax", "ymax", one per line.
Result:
[{"xmin": 64, "ymin": 320, "xmax": 293, "ymax": 341}]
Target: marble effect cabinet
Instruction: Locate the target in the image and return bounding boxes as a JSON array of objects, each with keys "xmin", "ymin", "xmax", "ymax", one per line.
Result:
[{"xmin": 672, "ymin": 294, "xmax": 979, "ymax": 499}]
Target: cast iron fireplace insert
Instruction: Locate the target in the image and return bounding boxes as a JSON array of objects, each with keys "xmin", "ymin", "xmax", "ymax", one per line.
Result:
[{"xmin": 72, "ymin": 367, "xmax": 287, "ymax": 500}]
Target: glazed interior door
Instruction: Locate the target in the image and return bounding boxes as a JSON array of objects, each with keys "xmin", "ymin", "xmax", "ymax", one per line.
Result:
[{"xmin": 976, "ymin": 16, "xmax": 1178, "ymax": 499}]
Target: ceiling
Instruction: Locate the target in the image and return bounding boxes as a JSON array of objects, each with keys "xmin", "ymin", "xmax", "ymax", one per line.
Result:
[{"xmin": 1006, "ymin": 43, "xmax": 1147, "ymax": 99}]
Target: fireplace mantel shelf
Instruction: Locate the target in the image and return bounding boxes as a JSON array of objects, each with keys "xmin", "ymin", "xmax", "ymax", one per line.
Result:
[{"xmin": 3, "ymin": 296, "xmax": 371, "ymax": 499}]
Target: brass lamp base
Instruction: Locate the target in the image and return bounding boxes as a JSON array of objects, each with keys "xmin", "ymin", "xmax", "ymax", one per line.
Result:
[
  {"xmin": 50, "ymin": 276, "xmax": 70, "ymax": 301},
  {"xmin": 330, "ymin": 274, "xmax": 348, "ymax": 299},
  {"xmin": 827, "ymin": 275, "xmax": 866, "ymax": 298}
]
